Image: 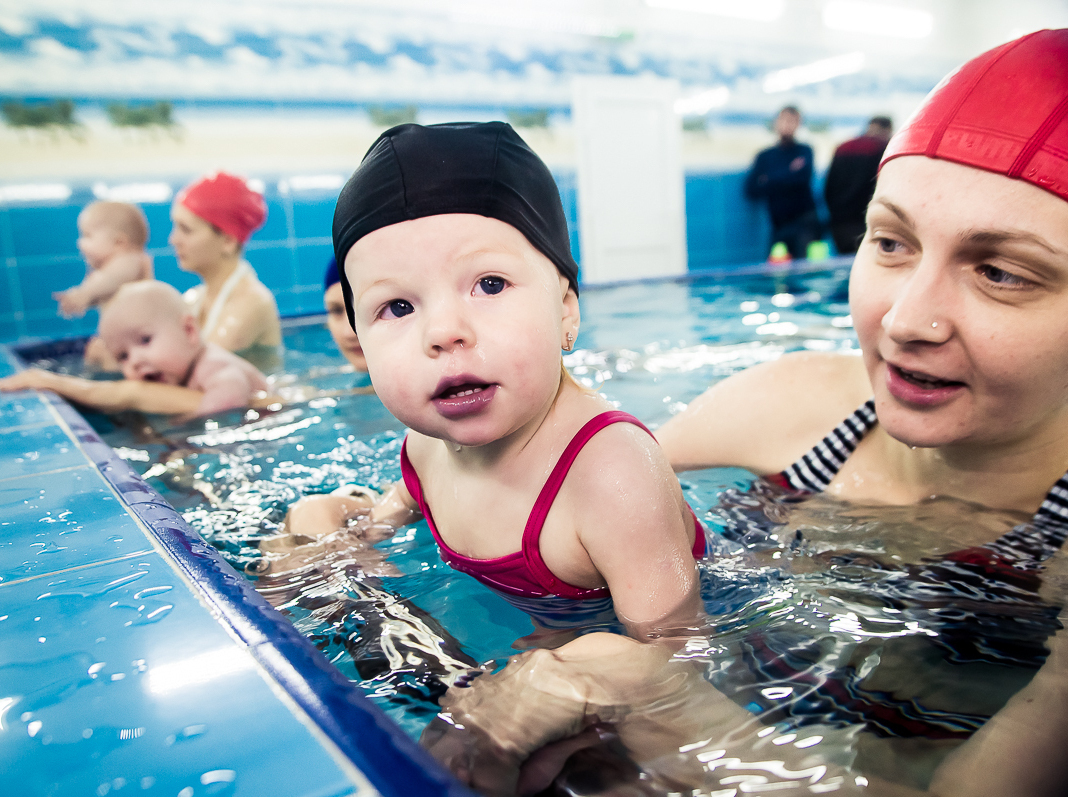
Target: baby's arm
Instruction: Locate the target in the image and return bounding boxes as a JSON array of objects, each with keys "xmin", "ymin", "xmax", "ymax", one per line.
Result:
[
  {"xmin": 566, "ymin": 424, "xmax": 704, "ymax": 640},
  {"xmin": 0, "ymin": 368, "xmax": 203, "ymax": 415},
  {"xmin": 55, "ymin": 254, "xmax": 147, "ymax": 318}
]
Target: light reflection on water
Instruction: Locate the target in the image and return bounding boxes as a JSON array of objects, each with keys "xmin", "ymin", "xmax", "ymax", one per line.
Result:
[{"xmin": 94, "ymin": 270, "xmax": 1066, "ymax": 794}]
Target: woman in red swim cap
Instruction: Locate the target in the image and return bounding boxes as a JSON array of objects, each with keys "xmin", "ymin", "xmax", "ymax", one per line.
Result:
[
  {"xmin": 170, "ymin": 171, "xmax": 282, "ymax": 368},
  {"xmin": 420, "ymin": 31, "xmax": 1068, "ymax": 797}
]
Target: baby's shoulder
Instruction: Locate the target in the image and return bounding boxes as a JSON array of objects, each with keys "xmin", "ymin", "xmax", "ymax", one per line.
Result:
[
  {"xmin": 190, "ymin": 345, "xmax": 265, "ymax": 391},
  {"xmin": 561, "ymin": 413, "xmax": 673, "ymax": 503}
]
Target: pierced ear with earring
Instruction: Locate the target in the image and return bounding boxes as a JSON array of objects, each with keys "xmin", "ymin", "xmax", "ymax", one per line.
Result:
[{"xmin": 564, "ymin": 331, "xmax": 575, "ymax": 352}]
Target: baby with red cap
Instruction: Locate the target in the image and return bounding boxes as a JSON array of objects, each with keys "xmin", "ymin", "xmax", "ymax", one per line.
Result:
[
  {"xmin": 170, "ymin": 171, "xmax": 282, "ymax": 370},
  {"xmin": 417, "ymin": 30, "xmax": 1068, "ymax": 797}
]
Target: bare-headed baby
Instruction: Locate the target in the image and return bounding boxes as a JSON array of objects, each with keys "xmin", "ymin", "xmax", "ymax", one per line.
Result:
[
  {"xmin": 55, "ymin": 200, "xmax": 154, "ymax": 319},
  {"xmin": 2, "ymin": 280, "xmax": 267, "ymax": 418}
]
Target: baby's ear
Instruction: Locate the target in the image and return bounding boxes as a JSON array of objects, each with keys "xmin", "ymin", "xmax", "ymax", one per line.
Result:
[
  {"xmin": 181, "ymin": 314, "xmax": 200, "ymax": 344},
  {"xmin": 560, "ymin": 277, "xmax": 580, "ymax": 325}
]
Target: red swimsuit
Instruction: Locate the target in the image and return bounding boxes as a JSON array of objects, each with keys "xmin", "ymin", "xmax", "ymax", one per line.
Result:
[{"xmin": 400, "ymin": 410, "xmax": 707, "ymax": 599}]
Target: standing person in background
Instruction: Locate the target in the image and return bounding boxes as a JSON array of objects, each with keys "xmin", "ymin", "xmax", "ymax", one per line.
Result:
[
  {"xmin": 824, "ymin": 116, "xmax": 894, "ymax": 254},
  {"xmin": 170, "ymin": 171, "xmax": 282, "ymax": 372},
  {"xmin": 744, "ymin": 105, "xmax": 821, "ymax": 260}
]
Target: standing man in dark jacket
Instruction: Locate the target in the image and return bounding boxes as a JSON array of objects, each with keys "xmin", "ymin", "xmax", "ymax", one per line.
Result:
[
  {"xmin": 745, "ymin": 105, "xmax": 820, "ymax": 260},
  {"xmin": 824, "ymin": 116, "xmax": 893, "ymax": 254}
]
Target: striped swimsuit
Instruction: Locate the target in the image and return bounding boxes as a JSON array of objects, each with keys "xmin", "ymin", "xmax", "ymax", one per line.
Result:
[
  {"xmin": 774, "ymin": 398, "xmax": 1068, "ymax": 565},
  {"xmin": 724, "ymin": 400, "xmax": 1068, "ymax": 739}
]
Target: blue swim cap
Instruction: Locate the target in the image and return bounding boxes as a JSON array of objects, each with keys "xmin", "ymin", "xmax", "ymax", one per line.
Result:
[{"xmin": 324, "ymin": 256, "xmax": 340, "ymax": 292}]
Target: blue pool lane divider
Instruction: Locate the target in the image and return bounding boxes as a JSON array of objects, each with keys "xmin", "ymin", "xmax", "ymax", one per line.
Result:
[{"xmin": 0, "ymin": 344, "xmax": 475, "ymax": 797}]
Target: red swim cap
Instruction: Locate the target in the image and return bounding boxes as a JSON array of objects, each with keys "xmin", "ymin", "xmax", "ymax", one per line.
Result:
[
  {"xmin": 176, "ymin": 172, "xmax": 267, "ymax": 243},
  {"xmin": 881, "ymin": 29, "xmax": 1068, "ymax": 204}
]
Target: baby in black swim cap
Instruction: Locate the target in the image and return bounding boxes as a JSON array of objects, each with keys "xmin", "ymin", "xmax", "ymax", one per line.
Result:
[{"xmin": 315, "ymin": 121, "xmax": 703, "ymax": 650}]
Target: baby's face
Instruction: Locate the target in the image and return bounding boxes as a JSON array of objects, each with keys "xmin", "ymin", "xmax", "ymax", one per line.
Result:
[
  {"xmin": 100, "ymin": 307, "xmax": 199, "ymax": 385},
  {"xmin": 346, "ymin": 214, "xmax": 577, "ymax": 448},
  {"xmin": 77, "ymin": 217, "xmax": 122, "ymax": 269}
]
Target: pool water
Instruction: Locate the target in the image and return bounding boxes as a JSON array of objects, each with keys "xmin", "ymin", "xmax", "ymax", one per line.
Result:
[{"xmin": 84, "ymin": 266, "xmax": 1065, "ymax": 793}]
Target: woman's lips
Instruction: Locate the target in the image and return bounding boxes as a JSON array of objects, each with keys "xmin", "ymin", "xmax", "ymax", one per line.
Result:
[
  {"xmin": 885, "ymin": 363, "xmax": 966, "ymax": 406},
  {"xmin": 432, "ymin": 381, "xmax": 498, "ymax": 419}
]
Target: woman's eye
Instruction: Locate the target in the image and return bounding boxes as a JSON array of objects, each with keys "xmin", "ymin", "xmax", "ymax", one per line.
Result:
[
  {"xmin": 381, "ymin": 299, "xmax": 414, "ymax": 319},
  {"xmin": 477, "ymin": 276, "xmax": 506, "ymax": 295},
  {"xmin": 872, "ymin": 236, "xmax": 905, "ymax": 255},
  {"xmin": 978, "ymin": 264, "xmax": 1029, "ymax": 287}
]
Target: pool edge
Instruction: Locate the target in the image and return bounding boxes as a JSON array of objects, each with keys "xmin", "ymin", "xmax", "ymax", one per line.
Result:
[{"xmin": 19, "ymin": 375, "xmax": 474, "ymax": 797}]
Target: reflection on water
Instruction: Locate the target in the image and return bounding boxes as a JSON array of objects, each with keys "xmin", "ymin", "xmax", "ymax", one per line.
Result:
[{"xmin": 89, "ymin": 271, "xmax": 1065, "ymax": 794}]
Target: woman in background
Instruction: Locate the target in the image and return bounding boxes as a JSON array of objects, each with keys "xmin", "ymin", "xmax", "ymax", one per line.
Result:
[{"xmin": 170, "ymin": 171, "xmax": 282, "ymax": 372}]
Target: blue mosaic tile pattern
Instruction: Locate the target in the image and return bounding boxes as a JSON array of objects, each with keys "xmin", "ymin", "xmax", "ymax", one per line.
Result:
[{"xmin": 0, "ymin": 374, "xmax": 473, "ymax": 797}]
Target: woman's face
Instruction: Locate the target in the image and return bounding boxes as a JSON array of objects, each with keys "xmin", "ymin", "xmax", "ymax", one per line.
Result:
[
  {"xmin": 850, "ymin": 156, "xmax": 1068, "ymax": 451},
  {"xmin": 324, "ymin": 281, "xmax": 366, "ymax": 371},
  {"xmin": 169, "ymin": 202, "xmax": 238, "ymax": 275}
]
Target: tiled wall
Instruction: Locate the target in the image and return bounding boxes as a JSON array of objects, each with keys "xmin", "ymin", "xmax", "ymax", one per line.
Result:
[{"xmin": 0, "ymin": 170, "xmax": 774, "ymax": 345}]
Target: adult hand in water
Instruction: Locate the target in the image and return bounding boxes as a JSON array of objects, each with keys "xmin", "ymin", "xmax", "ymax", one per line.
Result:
[{"xmin": 421, "ymin": 632, "xmax": 857, "ymax": 795}]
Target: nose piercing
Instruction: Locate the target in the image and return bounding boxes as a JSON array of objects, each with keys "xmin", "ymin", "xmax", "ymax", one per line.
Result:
[
  {"xmin": 931, "ymin": 322, "xmax": 938, "ymax": 328},
  {"xmin": 564, "ymin": 332, "xmax": 574, "ymax": 352}
]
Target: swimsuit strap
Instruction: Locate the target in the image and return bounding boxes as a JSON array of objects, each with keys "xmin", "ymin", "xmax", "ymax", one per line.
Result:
[
  {"xmin": 780, "ymin": 399, "xmax": 878, "ymax": 493},
  {"xmin": 779, "ymin": 398, "xmax": 1068, "ymax": 566},
  {"xmin": 982, "ymin": 472, "xmax": 1068, "ymax": 568},
  {"xmin": 201, "ymin": 260, "xmax": 253, "ymax": 341},
  {"xmin": 521, "ymin": 411, "xmax": 659, "ymax": 596}
]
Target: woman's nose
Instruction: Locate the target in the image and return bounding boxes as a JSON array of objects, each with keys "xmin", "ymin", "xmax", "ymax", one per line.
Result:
[{"xmin": 881, "ymin": 259, "xmax": 954, "ymax": 344}]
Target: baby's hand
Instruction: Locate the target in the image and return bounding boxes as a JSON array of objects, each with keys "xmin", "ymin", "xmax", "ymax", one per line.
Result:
[
  {"xmin": 54, "ymin": 288, "xmax": 90, "ymax": 319},
  {"xmin": 258, "ymin": 490, "xmax": 401, "ymax": 579},
  {"xmin": 0, "ymin": 369, "xmax": 56, "ymax": 393}
]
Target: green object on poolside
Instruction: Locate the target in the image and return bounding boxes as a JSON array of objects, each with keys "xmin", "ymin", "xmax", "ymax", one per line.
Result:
[
  {"xmin": 807, "ymin": 240, "xmax": 830, "ymax": 261},
  {"xmin": 768, "ymin": 241, "xmax": 791, "ymax": 263}
]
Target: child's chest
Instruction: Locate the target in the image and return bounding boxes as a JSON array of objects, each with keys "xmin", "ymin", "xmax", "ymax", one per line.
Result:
[{"xmin": 422, "ymin": 472, "xmax": 540, "ymax": 560}]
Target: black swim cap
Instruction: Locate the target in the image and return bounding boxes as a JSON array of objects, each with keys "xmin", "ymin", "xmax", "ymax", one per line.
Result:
[{"xmin": 332, "ymin": 121, "xmax": 579, "ymax": 329}]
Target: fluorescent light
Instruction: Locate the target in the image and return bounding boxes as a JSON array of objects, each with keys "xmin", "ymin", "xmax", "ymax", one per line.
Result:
[
  {"xmin": 146, "ymin": 647, "xmax": 254, "ymax": 695},
  {"xmin": 92, "ymin": 182, "xmax": 174, "ymax": 203},
  {"xmin": 763, "ymin": 51, "xmax": 865, "ymax": 93},
  {"xmin": 675, "ymin": 86, "xmax": 730, "ymax": 115},
  {"xmin": 0, "ymin": 183, "xmax": 72, "ymax": 203},
  {"xmin": 823, "ymin": 1, "xmax": 934, "ymax": 39},
  {"xmin": 646, "ymin": 0, "xmax": 785, "ymax": 23}
]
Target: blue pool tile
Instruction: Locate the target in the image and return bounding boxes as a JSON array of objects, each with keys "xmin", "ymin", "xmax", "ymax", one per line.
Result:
[
  {"xmin": 253, "ymin": 197, "xmax": 291, "ymax": 242},
  {"xmin": 8, "ymin": 204, "xmax": 82, "ymax": 259},
  {"xmin": 0, "ymin": 554, "xmax": 364, "ymax": 797},
  {"xmin": 0, "ymin": 390, "xmax": 55, "ymax": 429},
  {"xmin": 19, "ymin": 256, "xmax": 87, "ymax": 318},
  {"xmin": 296, "ymin": 242, "xmax": 333, "ymax": 287},
  {"xmin": 292, "ymin": 198, "xmax": 335, "ymax": 240},
  {"xmin": 0, "ymin": 420, "xmax": 85, "ymax": 480},
  {"xmin": 0, "ymin": 465, "xmax": 154, "ymax": 585}
]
